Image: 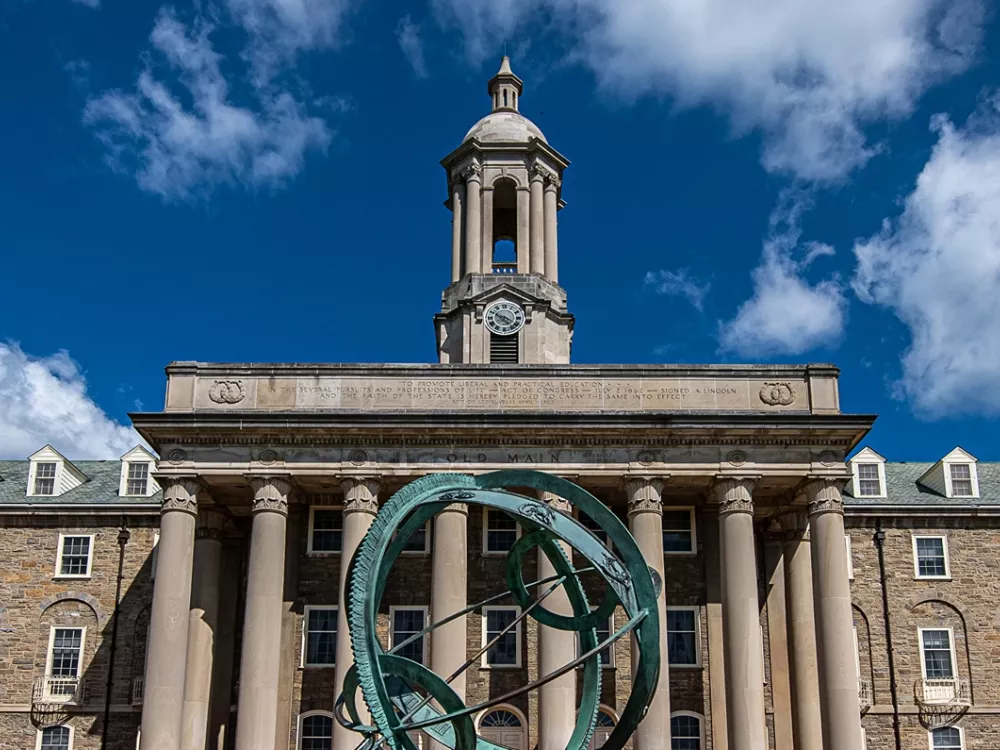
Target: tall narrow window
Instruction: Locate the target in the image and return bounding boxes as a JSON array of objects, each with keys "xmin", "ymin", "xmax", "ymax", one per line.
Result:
[
  {"xmin": 45, "ymin": 627, "xmax": 84, "ymax": 700},
  {"xmin": 298, "ymin": 714, "xmax": 333, "ymax": 750},
  {"xmin": 484, "ymin": 508, "xmax": 518, "ymax": 554},
  {"xmin": 126, "ymin": 463, "xmax": 149, "ymax": 495},
  {"xmin": 489, "ymin": 332, "xmax": 519, "ymax": 363},
  {"xmin": 309, "ymin": 508, "xmax": 343, "ymax": 553},
  {"xmin": 666, "ymin": 608, "xmax": 700, "ymax": 667},
  {"xmin": 38, "ymin": 726, "xmax": 72, "ymax": 750},
  {"xmin": 482, "ymin": 607, "xmax": 521, "ymax": 667},
  {"xmin": 670, "ymin": 713, "xmax": 703, "ymax": 750},
  {"xmin": 503, "ymin": 89, "xmax": 508, "ymax": 107},
  {"xmin": 920, "ymin": 629, "xmax": 955, "ymax": 680},
  {"xmin": 949, "ymin": 464, "xmax": 973, "ymax": 496},
  {"xmin": 390, "ymin": 607, "xmax": 427, "ymax": 665},
  {"xmin": 856, "ymin": 463, "xmax": 882, "ymax": 496},
  {"xmin": 662, "ymin": 510, "xmax": 695, "ymax": 553},
  {"xmin": 56, "ymin": 535, "xmax": 93, "ymax": 578},
  {"xmin": 303, "ymin": 607, "xmax": 338, "ymax": 667},
  {"xmin": 34, "ymin": 463, "xmax": 57, "ymax": 495},
  {"xmin": 913, "ymin": 536, "xmax": 950, "ymax": 579}
]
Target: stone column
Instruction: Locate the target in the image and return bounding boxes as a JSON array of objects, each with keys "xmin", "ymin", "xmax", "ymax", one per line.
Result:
[
  {"xmin": 429, "ymin": 503, "xmax": 468, "ymax": 750},
  {"xmin": 536, "ymin": 491, "xmax": 575, "ymax": 750},
  {"xmin": 543, "ymin": 177, "xmax": 559, "ymax": 282},
  {"xmin": 701, "ymin": 513, "xmax": 728, "ymax": 750},
  {"xmin": 516, "ymin": 187, "xmax": 530, "ymax": 273},
  {"xmin": 529, "ymin": 167, "xmax": 545, "ymax": 275},
  {"xmin": 625, "ymin": 478, "xmax": 671, "ymax": 750},
  {"xmin": 481, "ymin": 186, "xmax": 494, "ymax": 274},
  {"xmin": 140, "ymin": 478, "xmax": 200, "ymax": 750},
  {"xmin": 332, "ymin": 478, "xmax": 382, "ymax": 750},
  {"xmin": 463, "ymin": 166, "xmax": 482, "ymax": 275},
  {"xmin": 234, "ymin": 477, "xmax": 292, "ymax": 750},
  {"xmin": 181, "ymin": 508, "xmax": 226, "ymax": 750},
  {"xmin": 450, "ymin": 181, "xmax": 465, "ymax": 281},
  {"xmin": 713, "ymin": 477, "xmax": 766, "ymax": 750},
  {"xmin": 762, "ymin": 539, "xmax": 793, "ymax": 750},
  {"xmin": 806, "ymin": 479, "xmax": 863, "ymax": 750},
  {"xmin": 209, "ymin": 543, "xmax": 241, "ymax": 750},
  {"xmin": 782, "ymin": 512, "xmax": 822, "ymax": 750}
]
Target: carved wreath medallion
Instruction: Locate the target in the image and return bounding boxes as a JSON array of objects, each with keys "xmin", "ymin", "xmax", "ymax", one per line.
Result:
[
  {"xmin": 758, "ymin": 382, "xmax": 796, "ymax": 406},
  {"xmin": 208, "ymin": 379, "xmax": 246, "ymax": 405}
]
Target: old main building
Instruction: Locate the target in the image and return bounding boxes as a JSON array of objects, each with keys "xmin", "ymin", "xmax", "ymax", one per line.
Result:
[{"xmin": 1, "ymin": 59, "xmax": 996, "ymax": 750}]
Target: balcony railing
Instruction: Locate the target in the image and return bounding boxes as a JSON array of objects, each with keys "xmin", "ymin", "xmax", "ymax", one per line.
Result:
[
  {"xmin": 32, "ymin": 675, "xmax": 85, "ymax": 706},
  {"xmin": 915, "ymin": 677, "xmax": 971, "ymax": 706},
  {"xmin": 132, "ymin": 675, "xmax": 144, "ymax": 706},
  {"xmin": 491, "ymin": 263, "xmax": 517, "ymax": 275},
  {"xmin": 858, "ymin": 679, "xmax": 872, "ymax": 712}
]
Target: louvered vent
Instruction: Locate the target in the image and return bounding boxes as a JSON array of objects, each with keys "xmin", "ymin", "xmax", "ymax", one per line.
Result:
[{"xmin": 490, "ymin": 332, "xmax": 519, "ymax": 364}]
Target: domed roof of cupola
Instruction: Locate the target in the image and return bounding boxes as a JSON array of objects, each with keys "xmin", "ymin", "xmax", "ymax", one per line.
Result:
[
  {"xmin": 463, "ymin": 110, "xmax": 547, "ymax": 144},
  {"xmin": 462, "ymin": 56, "xmax": 547, "ymax": 145}
]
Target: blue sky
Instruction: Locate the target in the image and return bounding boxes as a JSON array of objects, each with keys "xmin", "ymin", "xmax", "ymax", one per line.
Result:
[{"xmin": 0, "ymin": 0, "xmax": 998, "ymax": 461}]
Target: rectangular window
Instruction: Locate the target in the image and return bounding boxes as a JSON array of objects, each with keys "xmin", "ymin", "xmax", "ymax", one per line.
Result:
[
  {"xmin": 662, "ymin": 510, "xmax": 695, "ymax": 554},
  {"xmin": 930, "ymin": 727, "xmax": 963, "ymax": 749},
  {"xmin": 913, "ymin": 536, "xmax": 950, "ymax": 579},
  {"xmin": 666, "ymin": 607, "xmax": 700, "ymax": 667},
  {"xmin": 38, "ymin": 726, "xmax": 72, "ymax": 750},
  {"xmin": 920, "ymin": 629, "xmax": 955, "ymax": 680},
  {"xmin": 484, "ymin": 509, "xmax": 518, "ymax": 554},
  {"xmin": 303, "ymin": 607, "xmax": 338, "ymax": 667},
  {"xmin": 126, "ymin": 463, "xmax": 149, "ymax": 495},
  {"xmin": 398, "ymin": 518, "xmax": 430, "ymax": 554},
  {"xmin": 46, "ymin": 627, "xmax": 84, "ymax": 699},
  {"xmin": 482, "ymin": 607, "xmax": 521, "ymax": 667},
  {"xmin": 390, "ymin": 607, "xmax": 427, "ymax": 665},
  {"xmin": 34, "ymin": 462, "xmax": 57, "ymax": 496},
  {"xmin": 56, "ymin": 535, "xmax": 93, "ymax": 578},
  {"xmin": 309, "ymin": 508, "xmax": 343, "ymax": 553},
  {"xmin": 856, "ymin": 463, "xmax": 882, "ymax": 496},
  {"xmin": 949, "ymin": 464, "xmax": 973, "ymax": 497}
]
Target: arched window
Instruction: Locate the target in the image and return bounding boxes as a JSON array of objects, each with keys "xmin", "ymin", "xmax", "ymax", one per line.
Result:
[
  {"xmin": 930, "ymin": 727, "xmax": 964, "ymax": 749},
  {"xmin": 491, "ymin": 178, "xmax": 518, "ymax": 274},
  {"xmin": 670, "ymin": 712, "xmax": 704, "ymax": 750},
  {"xmin": 478, "ymin": 706, "xmax": 525, "ymax": 750},
  {"xmin": 38, "ymin": 726, "xmax": 72, "ymax": 750},
  {"xmin": 587, "ymin": 708, "xmax": 617, "ymax": 749},
  {"xmin": 298, "ymin": 712, "xmax": 333, "ymax": 750}
]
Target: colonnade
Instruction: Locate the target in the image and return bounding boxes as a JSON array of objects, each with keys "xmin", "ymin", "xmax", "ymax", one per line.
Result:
[
  {"xmin": 450, "ymin": 165, "xmax": 560, "ymax": 283},
  {"xmin": 139, "ymin": 473, "xmax": 862, "ymax": 750}
]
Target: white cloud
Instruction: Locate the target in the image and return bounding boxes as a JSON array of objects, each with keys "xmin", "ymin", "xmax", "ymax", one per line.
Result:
[
  {"xmin": 433, "ymin": 0, "xmax": 983, "ymax": 182},
  {"xmin": 84, "ymin": 9, "xmax": 331, "ymax": 202},
  {"xmin": 644, "ymin": 269, "xmax": 710, "ymax": 311},
  {"xmin": 719, "ymin": 191, "xmax": 847, "ymax": 356},
  {"xmin": 0, "ymin": 343, "xmax": 141, "ymax": 460},
  {"xmin": 397, "ymin": 16, "xmax": 428, "ymax": 79},
  {"xmin": 853, "ymin": 94, "xmax": 1000, "ymax": 417}
]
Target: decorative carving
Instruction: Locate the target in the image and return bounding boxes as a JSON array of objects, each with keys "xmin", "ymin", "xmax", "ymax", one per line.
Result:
[
  {"xmin": 538, "ymin": 491, "xmax": 572, "ymax": 513},
  {"xmin": 520, "ymin": 502, "xmax": 556, "ymax": 527},
  {"xmin": 624, "ymin": 477, "xmax": 665, "ymax": 516},
  {"xmin": 195, "ymin": 525, "xmax": 225, "ymax": 541},
  {"xmin": 161, "ymin": 477, "xmax": 201, "ymax": 515},
  {"xmin": 546, "ymin": 175, "xmax": 562, "ymax": 189},
  {"xmin": 804, "ymin": 478, "xmax": 847, "ymax": 517},
  {"xmin": 818, "ymin": 450, "xmax": 837, "ymax": 467},
  {"xmin": 258, "ymin": 449, "xmax": 279, "ymax": 465},
  {"xmin": 529, "ymin": 165, "xmax": 548, "ymax": 182},
  {"xmin": 759, "ymin": 382, "xmax": 796, "ymax": 406},
  {"xmin": 439, "ymin": 490, "xmax": 476, "ymax": 503},
  {"xmin": 604, "ymin": 554, "xmax": 629, "ymax": 584},
  {"xmin": 779, "ymin": 511, "xmax": 810, "ymax": 542},
  {"xmin": 166, "ymin": 449, "xmax": 187, "ymax": 464},
  {"xmin": 712, "ymin": 477, "xmax": 756, "ymax": 516},
  {"xmin": 348, "ymin": 449, "xmax": 370, "ymax": 466},
  {"xmin": 461, "ymin": 164, "xmax": 482, "ymax": 182},
  {"xmin": 196, "ymin": 509, "xmax": 227, "ymax": 541},
  {"xmin": 727, "ymin": 450, "xmax": 748, "ymax": 467},
  {"xmin": 341, "ymin": 477, "xmax": 383, "ymax": 515},
  {"xmin": 636, "ymin": 450, "xmax": 656, "ymax": 466},
  {"xmin": 248, "ymin": 476, "xmax": 292, "ymax": 516},
  {"xmin": 208, "ymin": 380, "xmax": 246, "ymax": 405}
]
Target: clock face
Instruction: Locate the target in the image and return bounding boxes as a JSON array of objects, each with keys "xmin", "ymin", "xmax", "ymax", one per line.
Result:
[{"xmin": 484, "ymin": 300, "xmax": 525, "ymax": 336}]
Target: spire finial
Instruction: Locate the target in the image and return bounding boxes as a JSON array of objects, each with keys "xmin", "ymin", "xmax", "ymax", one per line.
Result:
[{"xmin": 488, "ymin": 55, "xmax": 522, "ymax": 112}]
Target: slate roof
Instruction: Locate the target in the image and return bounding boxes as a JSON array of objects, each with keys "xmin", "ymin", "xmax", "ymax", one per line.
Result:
[
  {"xmin": 844, "ymin": 461, "xmax": 1000, "ymax": 507},
  {"xmin": 0, "ymin": 460, "xmax": 161, "ymax": 505}
]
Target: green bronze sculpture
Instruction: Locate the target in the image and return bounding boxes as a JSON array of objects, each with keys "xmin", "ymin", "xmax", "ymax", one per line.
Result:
[{"xmin": 335, "ymin": 470, "xmax": 661, "ymax": 750}]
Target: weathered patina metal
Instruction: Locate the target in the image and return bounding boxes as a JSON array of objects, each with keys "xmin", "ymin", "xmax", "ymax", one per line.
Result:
[{"xmin": 335, "ymin": 470, "xmax": 660, "ymax": 750}]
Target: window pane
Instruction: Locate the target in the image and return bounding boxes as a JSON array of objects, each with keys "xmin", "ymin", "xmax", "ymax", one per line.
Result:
[
  {"xmin": 922, "ymin": 630, "xmax": 954, "ymax": 679},
  {"xmin": 662, "ymin": 511, "xmax": 693, "ymax": 552},
  {"xmin": 486, "ymin": 609, "xmax": 519, "ymax": 666},
  {"xmin": 301, "ymin": 715, "xmax": 333, "ymax": 750},
  {"xmin": 486, "ymin": 510, "xmax": 518, "ymax": 553},
  {"xmin": 916, "ymin": 537, "xmax": 947, "ymax": 577},
  {"xmin": 51, "ymin": 628, "xmax": 83, "ymax": 677},
  {"xmin": 931, "ymin": 727, "xmax": 962, "ymax": 749},
  {"xmin": 312, "ymin": 510, "xmax": 343, "ymax": 552},
  {"xmin": 857, "ymin": 464, "xmax": 882, "ymax": 496},
  {"xmin": 393, "ymin": 609, "xmax": 426, "ymax": 664},
  {"xmin": 306, "ymin": 609, "xmax": 337, "ymax": 666},
  {"xmin": 667, "ymin": 610, "xmax": 698, "ymax": 666},
  {"xmin": 949, "ymin": 464, "xmax": 973, "ymax": 496},
  {"xmin": 127, "ymin": 463, "xmax": 149, "ymax": 495},
  {"xmin": 35, "ymin": 463, "xmax": 56, "ymax": 495},
  {"xmin": 40, "ymin": 727, "xmax": 71, "ymax": 750},
  {"xmin": 400, "ymin": 523, "xmax": 428, "ymax": 553},
  {"xmin": 670, "ymin": 715, "xmax": 701, "ymax": 750},
  {"xmin": 59, "ymin": 536, "xmax": 91, "ymax": 576}
]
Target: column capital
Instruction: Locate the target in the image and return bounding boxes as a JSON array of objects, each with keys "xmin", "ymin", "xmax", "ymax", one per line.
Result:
[
  {"xmin": 544, "ymin": 175, "xmax": 561, "ymax": 190},
  {"xmin": 623, "ymin": 476, "xmax": 665, "ymax": 516},
  {"xmin": 529, "ymin": 165, "xmax": 547, "ymax": 183},
  {"xmin": 196, "ymin": 508, "xmax": 227, "ymax": 541},
  {"xmin": 803, "ymin": 477, "xmax": 848, "ymax": 517},
  {"xmin": 341, "ymin": 476, "xmax": 383, "ymax": 515},
  {"xmin": 461, "ymin": 164, "xmax": 482, "ymax": 183},
  {"xmin": 246, "ymin": 475, "xmax": 293, "ymax": 516},
  {"xmin": 778, "ymin": 510, "xmax": 810, "ymax": 542},
  {"xmin": 440, "ymin": 502, "xmax": 470, "ymax": 515},
  {"xmin": 160, "ymin": 476, "xmax": 202, "ymax": 516},
  {"xmin": 712, "ymin": 476, "xmax": 758, "ymax": 516},
  {"xmin": 538, "ymin": 490, "xmax": 572, "ymax": 514}
]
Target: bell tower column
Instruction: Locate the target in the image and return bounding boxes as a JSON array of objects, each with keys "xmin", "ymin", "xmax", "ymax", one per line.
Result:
[
  {"xmin": 529, "ymin": 167, "xmax": 545, "ymax": 275},
  {"xmin": 463, "ymin": 166, "xmax": 482, "ymax": 275},
  {"xmin": 450, "ymin": 181, "xmax": 465, "ymax": 282},
  {"xmin": 543, "ymin": 176, "xmax": 559, "ymax": 282}
]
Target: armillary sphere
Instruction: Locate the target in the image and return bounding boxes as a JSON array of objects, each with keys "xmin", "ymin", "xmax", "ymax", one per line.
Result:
[{"xmin": 335, "ymin": 470, "xmax": 661, "ymax": 750}]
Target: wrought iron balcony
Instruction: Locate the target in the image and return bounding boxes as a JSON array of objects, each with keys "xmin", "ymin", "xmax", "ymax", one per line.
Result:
[
  {"xmin": 131, "ymin": 675, "xmax": 144, "ymax": 706},
  {"xmin": 491, "ymin": 263, "xmax": 517, "ymax": 275},
  {"xmin": 32, "ymin": 675, "xmax": 85, "ymax": 706},
  {"xmin": 858, "ymin": 679, "xmax": 872, "ymax": 712},
  {"xmin": 914, "ymin": 677, "xmax": 971, "ymax": 706}
]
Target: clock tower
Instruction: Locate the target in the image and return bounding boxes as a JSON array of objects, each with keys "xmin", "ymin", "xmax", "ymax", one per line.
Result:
[{"xmin": 435, "ymin": 57, "xmax": 574, "ymax": 364}]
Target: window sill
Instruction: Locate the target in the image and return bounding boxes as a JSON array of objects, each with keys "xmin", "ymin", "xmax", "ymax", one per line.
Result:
[
  {"xmin": 669, "ymin": 664, "xmax": 703, "ymax": 670},
  {"xmin": 400, "ymin": 551, "xmax": 431, "ymax": 557},
  {"xmin": 306, "ymin": 551, "xmax": 342, "ymax": 557},
  {"xmin": 53, "ymin": 575, "xmax": 92, "ymax": 581},
  {"xmin": 479, "ymin": 664, "xmax": 522, "ymax": 671},
  {"xmin": 482, "ymin": 552, "xmax": 512, "ymax": 558},
  {"xmin": 301, "ymin": 664, "xmax": 337, "ymax": 670},
  {"xmin": 663, "ymin": 551, "xmax": 697, "ymax": 557},
  {"xmin": 914, "ymin": 576, "xmax": 952, "ymax": 581}
]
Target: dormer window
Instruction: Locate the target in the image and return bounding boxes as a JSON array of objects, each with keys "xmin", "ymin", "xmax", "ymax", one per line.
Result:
[
  {"xmin": 949, "ymin": 464, "xmax": 974, "ymax": 497},
  {"xmin": 126, "ymin": 463, "xmax": 149, "ymax": 496},
  {"xmin": 856, "ymin": 464, "xmax": 882, "ymax": 497},
  {"xmin": 34, "ymin": 463, "xmax": 57, "ymax": 496}
]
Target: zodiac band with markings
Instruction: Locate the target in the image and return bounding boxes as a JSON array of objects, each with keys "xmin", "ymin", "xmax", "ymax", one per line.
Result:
[{"xmin": 335, "ymin": 470, "xmax": 662, "ymax": 750}]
